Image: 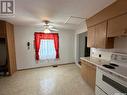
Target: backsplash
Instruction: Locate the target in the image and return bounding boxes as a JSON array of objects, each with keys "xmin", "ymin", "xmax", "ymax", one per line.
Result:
[{"xmin": 91, "ymin": 37, "xmax": 127, "ymax": 61}]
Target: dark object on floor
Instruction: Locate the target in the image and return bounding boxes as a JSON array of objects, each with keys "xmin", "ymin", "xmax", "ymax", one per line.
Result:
[
  {"xmin": 0, "ymin": 64, "xmax": 8, "ymax": 76},
  {"xmin": 52, "ymin": 65, "xmax": 58, "ymax": 67},
  {"xmin": 78, "ymin": 61, "xmax": 81, "ymax": 65},
  {"xmin": 0, "ymin": 59, "xmax": 8, "ymax": 76}
]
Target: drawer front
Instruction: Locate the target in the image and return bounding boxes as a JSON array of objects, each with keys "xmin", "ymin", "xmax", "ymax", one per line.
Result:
[{"xmin": 81, "ymin": 60, "xmax": 96, "ymax": 69}]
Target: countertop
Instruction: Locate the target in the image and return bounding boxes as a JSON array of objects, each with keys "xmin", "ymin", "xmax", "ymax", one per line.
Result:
[
  {"xmin": 80, "ymin": 57, "xmax": 110, "ymax": 67},
  {"xmin": 80, "ymin": 57, "xmax": 127, "ymax": 82}
]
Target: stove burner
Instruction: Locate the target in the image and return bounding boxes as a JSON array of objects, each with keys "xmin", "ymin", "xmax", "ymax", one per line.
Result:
[
  {"xmin": 102, "ymin": 64, "xmax": 115, "ymax": 69},
  {"xmin": 109, "ymin": 63, "xmax": 119, "ymax": 67}
]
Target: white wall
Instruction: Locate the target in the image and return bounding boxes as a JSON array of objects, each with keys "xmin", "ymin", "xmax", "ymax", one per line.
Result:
[
  {"xmin": 14, "ymin": 26, "xmax": 75, "ymax": 70},
  {"xmin": 91, "ymin": 37, "xmax": 127, "ymax": 61},
  {"xmin": 75, "ymin": 21, "xmax": 87, "ymax": 34}
]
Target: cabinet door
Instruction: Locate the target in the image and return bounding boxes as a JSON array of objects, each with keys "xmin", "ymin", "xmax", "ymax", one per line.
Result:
[
  {"xmin": 89, "ymin": 66, "xmax": 96, "ymax": 90},
  {"xmin": 81, "ymin": 60, "xmax": 96, "ymax": 90},
  {"xmin": 0, "ymin": 21, "xmax": 6, "ymax": 38},
  {"xmin": 95, "ymin": 22, "xmax": 107, "ymax": 48},
  {"xmin": 107, "ymin": 13, "xmax": 127, "ymax": 37},
  {"xmin": 87, "ymin": 26, "xmax": 95, "ymax": 47},
  {"xmin": 81, "ymin": 62, "xmax": 88, "ymax": 83}
]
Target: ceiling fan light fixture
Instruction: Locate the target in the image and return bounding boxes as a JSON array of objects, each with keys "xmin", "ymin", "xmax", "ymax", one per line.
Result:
[{"xmin": 44, "ymin": 28, "xmax": 51, "ymax": 33}]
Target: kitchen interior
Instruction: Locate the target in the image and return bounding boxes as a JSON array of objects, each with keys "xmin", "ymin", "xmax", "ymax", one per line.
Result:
[
  {"xmin": 80, "ymin": 0, "xmax": 127, "ymax": 94},
  {"xmin": 0, "ymin": 0, "xmax": 127, "ymax": 95}
]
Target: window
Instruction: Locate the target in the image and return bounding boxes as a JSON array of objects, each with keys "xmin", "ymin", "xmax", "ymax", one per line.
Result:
[
  {"xmin": 34, "ymin": 33, "xmax": 59, "ymax": 60},
  {"xmin": 39, "ymin": 39, "xmax": 56, "ymax": 60}
]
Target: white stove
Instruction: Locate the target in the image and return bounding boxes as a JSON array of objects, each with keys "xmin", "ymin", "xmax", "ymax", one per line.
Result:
[{"xmin": 96, "ymin": 53, "xmax": 127, "ymax": 95}]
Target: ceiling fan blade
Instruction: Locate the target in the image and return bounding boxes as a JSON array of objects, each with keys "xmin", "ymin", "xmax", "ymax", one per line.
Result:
[
  {"xmin": 41, "ymin": 20, "xmax": 59, "ymax": 32},
  {"xmin": 48, "ymin": 25, "xmax": 54, "ymax": 28},
  {"xmin": 50, "ymin": 28, "xmax": 59, "ymax": 31}
]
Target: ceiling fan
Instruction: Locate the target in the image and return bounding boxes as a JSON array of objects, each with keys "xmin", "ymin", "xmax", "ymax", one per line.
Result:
[{"xmin": 42, "ymin": 20, "xmax": 59, "ymax": 33}]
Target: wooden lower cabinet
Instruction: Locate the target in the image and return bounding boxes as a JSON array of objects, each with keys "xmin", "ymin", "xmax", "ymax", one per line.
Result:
[{"xmin": 81, "ymin": 60, "xmax": 96, "ymax": 90}]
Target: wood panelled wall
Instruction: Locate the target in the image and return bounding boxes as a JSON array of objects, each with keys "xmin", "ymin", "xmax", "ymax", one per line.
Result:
[{"xmin": 0, "ymin": 20, "xmax": 16, "ymax": 75}]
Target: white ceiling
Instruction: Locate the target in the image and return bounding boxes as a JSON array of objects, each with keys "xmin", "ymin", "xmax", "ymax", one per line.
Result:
[{"xmin": 0, "ymin": 0, "xmax": 116, "ymax": 30}]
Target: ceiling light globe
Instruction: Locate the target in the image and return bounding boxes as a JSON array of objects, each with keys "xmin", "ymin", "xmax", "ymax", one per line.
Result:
[{"xmin": 44, "ymin": 29, "xmax": 51, "ymax": 33}]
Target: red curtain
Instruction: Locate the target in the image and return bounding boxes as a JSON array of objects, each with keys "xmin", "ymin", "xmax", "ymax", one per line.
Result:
[{"xmin": 34, "ymin": 32, "xmax": 59, "ymax": 60}]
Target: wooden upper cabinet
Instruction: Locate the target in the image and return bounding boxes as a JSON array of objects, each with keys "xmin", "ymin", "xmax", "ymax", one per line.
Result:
[
  {"xmin": 107, "ymin": 13, "xmax": 127, "ymax": 37},
  {"xmin": 0, "ymin": 21, "xmax": 6, "ymax": 38},
  {"xmin": 86, "ymin": 0, "xmax": 127, "ymax": 48},
  {"xmin": 95, "ymin": 22, "xmax": 107, "ymax": 48},
  {"xmin": 87, "ymin": 21, "xmax": 114, "ymax": 48},
  {"xmin": 87, "ymin": 26, "xmax": 95, "ymax": 47},
  {"xmin": 86, "ymin": 0, "xmax": 127, "ymax": 27}
]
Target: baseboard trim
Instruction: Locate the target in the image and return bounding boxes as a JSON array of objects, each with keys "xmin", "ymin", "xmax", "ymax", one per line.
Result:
[
  {"xmin": 75, "ymin": 62, "xmax": 81, "ymax": 68},
  {"xmin": 17, "ymin": 62, "xmax": 75, "ymax": 71}
]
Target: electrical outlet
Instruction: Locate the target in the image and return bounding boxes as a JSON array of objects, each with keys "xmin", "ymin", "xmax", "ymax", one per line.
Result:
[{"xmin": 99, "ymin": 54, "xmax": 101, "ymax": 58}]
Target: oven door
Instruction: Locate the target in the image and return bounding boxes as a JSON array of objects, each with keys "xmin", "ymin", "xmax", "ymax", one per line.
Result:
[
  {"xmin": 96, "ymin": 86, "xmax": 107, "ymax": 95},
  {"xmin": 96, "ymin": 67, "xmax": 127, "ymax": 95}
]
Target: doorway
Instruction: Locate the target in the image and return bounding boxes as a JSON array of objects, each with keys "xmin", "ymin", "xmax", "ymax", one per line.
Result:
[
  {"xmin": 78, "ymin": 32, "xmax": 90, "ymax": 65},
  {"xmin": 0, "ymin": 38, "xmax": 8, "ymax": 75}
]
